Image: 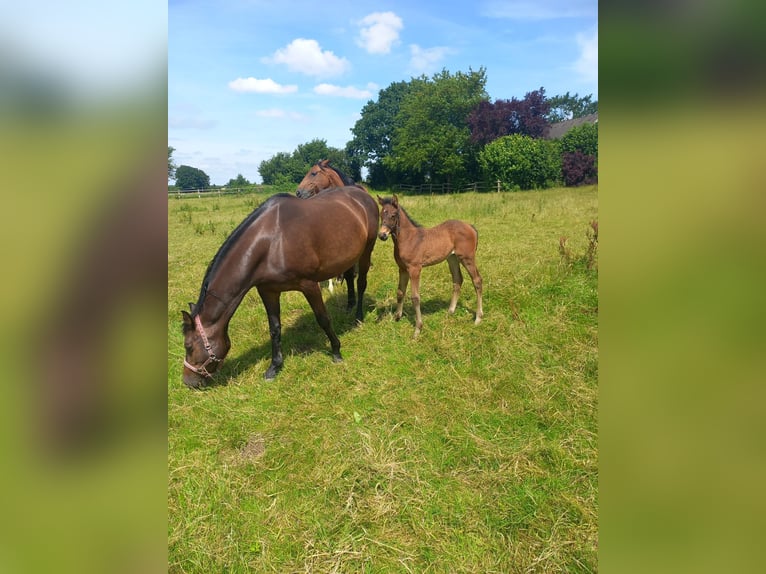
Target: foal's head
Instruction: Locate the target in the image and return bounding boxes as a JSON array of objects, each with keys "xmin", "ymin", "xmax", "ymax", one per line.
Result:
[{"xmin": 377, "ymin": 194, "xmax": 401, "ymax": 241}]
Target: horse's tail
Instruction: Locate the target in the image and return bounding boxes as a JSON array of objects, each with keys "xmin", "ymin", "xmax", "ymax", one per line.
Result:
[{"xmin": 471, "ymin": 224, "xmax": 479, "ymax": 245}]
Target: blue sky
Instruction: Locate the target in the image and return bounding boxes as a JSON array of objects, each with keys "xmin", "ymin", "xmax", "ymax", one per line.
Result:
[{"xmin": 169, "ymin": 0, "xmax": 597, "ymax": 185}]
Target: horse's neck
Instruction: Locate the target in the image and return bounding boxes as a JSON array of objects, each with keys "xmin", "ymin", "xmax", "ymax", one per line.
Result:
[
  {"xmin": 198, "ymin": 280, "xmax": 247, "ymax": 335},
  {"xmin": 398, "ymin": 209, "xmax": 420, "ymax": 236}
]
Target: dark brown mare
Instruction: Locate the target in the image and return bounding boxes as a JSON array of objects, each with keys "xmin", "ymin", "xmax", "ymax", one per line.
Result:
[
  {"xmin": 377, "ymin": 195, "xmax": 484, "ymax": 337},
  {"xmin": 296, "ymin": 159, "xmax": 367, "ymax": 300},
  {"xmin": 181, "ymin": 187, "xmax": 379, "ymax": 387}
]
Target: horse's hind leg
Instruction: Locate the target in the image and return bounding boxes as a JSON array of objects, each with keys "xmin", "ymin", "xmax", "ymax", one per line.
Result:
[
  {"xmin": 459, "ymin": 255, "xmax": 484, "ymax": 324},
  {"xmin": 446, "ymin": 253, "xmax": 464, "ymax": 314},
  {"xmin": 257, "ymin": 288, "xmax": 284, "ymax": 380},
  {"xmin": 343, "ymin": 266, "xmax": 356, "ymax": 311},
  {"xmin": 354, "ymin": 248, "xmax": 372, "ymax": 323},
  {"xmin": 301, "ymin": 280, "xmax": 342, "ymax": 363}
]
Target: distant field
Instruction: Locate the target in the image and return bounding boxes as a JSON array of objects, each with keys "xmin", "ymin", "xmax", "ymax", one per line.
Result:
[{"xmin": 168, "ymin": 186, "xmax": 598, "ymax": 573}]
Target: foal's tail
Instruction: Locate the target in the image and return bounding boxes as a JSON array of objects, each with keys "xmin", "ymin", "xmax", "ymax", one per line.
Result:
[{"xmin": 471, "ymin": 224, "xmax": 479, "ymax": 246}]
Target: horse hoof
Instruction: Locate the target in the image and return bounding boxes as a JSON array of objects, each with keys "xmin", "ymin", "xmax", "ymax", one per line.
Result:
[
  {"xmin": 264, "ymin": 365, "xmax": 281, "ymax": 380},
  {"xmin": 332, "ymin": 354, "xmax": 343, "ymax": 364}
]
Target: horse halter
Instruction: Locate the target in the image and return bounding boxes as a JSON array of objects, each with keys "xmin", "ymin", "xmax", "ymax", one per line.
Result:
[
  {"xmin": 183, "ymin": 314, "xmax": 222, "ymax": 379},
  {"xmin": 381, "ymin": 206, "xmax": 400, "ymax": 237}
]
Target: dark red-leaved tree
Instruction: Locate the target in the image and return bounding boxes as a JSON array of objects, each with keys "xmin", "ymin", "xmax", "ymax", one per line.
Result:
[{"xmin": 468, "ymin": 87, "xmax": 551, "ymax": 145}]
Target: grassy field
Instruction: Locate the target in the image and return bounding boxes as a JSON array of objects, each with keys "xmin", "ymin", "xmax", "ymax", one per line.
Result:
[{"xmin": 168, "ymin": 186, "xmax": 598, "ymax": 573}]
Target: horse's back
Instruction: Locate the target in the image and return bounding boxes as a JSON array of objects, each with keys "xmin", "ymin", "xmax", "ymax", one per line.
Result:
[{"xmin": 254, "ymin": 187, "xmax": 378, "ymax": 283}]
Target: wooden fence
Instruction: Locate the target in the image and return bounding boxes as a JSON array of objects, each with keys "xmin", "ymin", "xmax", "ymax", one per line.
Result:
[
  {"xmin": 393, "ymin": 181, "xmax": 503, "ymax": 194},
  {"xmin": 168, "ymin": 181, "xmax": 505, "ymax": 198}
]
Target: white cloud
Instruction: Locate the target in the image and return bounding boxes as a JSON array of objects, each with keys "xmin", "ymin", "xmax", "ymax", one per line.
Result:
[
  {"xmin": 356, "ymin": 12, "xmax": 403, "ymax": 54},
  {"xmin": 409, "ymin": 44, "xmax": 450, "ymax": 75},
  {"xmin": 481, "ymin": 0, "xmax": 596, "ymax": 20},
  {"xmin": 573, "ymin": 28, "xmax": 597, "ymax": 84},
  {"xmin": 264, "ymin": 38, "xmax": 350, "ymax": 78},
  {"xmin": 228, "ymin": 77, "xmax": 298, "ymax": 94},
  {"xmin": 313, "ymin": 83, "xmax": 373, "ymax": 99}
]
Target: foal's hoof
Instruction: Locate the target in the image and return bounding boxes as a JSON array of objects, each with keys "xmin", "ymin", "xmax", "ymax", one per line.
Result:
[{"xmin": 332, "ymin": 354, "xmax": 343, "ymax": 364}]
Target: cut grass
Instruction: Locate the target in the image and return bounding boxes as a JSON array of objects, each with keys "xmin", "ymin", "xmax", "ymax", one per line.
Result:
[{"xmin": 168, "ymin": 186, "xmax": 598, "ymax": 573}]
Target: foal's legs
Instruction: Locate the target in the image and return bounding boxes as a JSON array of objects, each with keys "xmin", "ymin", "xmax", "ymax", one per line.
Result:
[
  {"xmin": 446, "ymin": 253, "xmax": 464, "ymax": 314},
  {"xmin": 394, "ymin": 267, "xmax": 409, "ymax": 322},
  {"xmin": 301, "ymin": 280, "xmax": 342, "ymax": 363},
  {"xmin": 408, "ymin": 266, "xmax": 424, "ymax": 337},
  {"xmin": 258, "ymin": 287, "xmax": 284, "ymax": 380},
  {"xmin": 459, "ymin": 255, "xmax": 484, "ymax": 324}
]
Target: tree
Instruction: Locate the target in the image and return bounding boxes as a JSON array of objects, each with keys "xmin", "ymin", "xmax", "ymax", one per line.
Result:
[
  {"xmin": 545, "ymin": 92, "xmax": 598, "ymax": 123},
  {"xmin": 559, "ymin": 122, "xmax": 598, "ymax": 157},
  {"xmin": 226, "ymin": 174, "xmax": 251, "ymax": 188},
  {"xmin": 467, "ymin": 87, "xmax": 550, "ymax": 146},
  {"xmin": 175, "ymin": 165, "xmax": 210, "ymax": 190},
  {"xmin": 384, "ymin": 68, "xmax": 488, "ymax": 187},
  {"xmin": 258, "ymin": 152, "xmax": 303, "ymax": 185},
  {"xmin": 168, "ymin": 146, "xmax": 177, "ymax": 180},
  {"xmin": 348, "ymin": 79, "xmax": 426, "ymax": 187},
  {"xmin": 478, "ymin": 134, "xmax": 561, "ymax": 190}
]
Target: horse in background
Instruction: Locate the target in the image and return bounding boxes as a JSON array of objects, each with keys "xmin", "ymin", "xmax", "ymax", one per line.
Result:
[
  {"xmin": 296, "ymin": 159, "xmax": 364, "ymax": 199},
  {"xmin": 296, "ymin": 159, "xmax": 368, "ymax": 299},
  {"xmin": 181, "ymin": 187, "xmax": 379, "ymax": 386},
  {"xmin": 377, "ymin": 194, "xmax": 483, "ymax": 338}
]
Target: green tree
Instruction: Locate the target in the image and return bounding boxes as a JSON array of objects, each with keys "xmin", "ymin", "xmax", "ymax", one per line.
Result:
[
  {"xmin": 168, "ymin": 146, "xmax": 177, "ymax": 180},
  {"xmin": 226, "ymin": 174, "xmax": 251, "ymax": 188},
  {"xmin": 258, "ymin": 152, "xmax": 303, "ymax": 185},
  {"xmin": 175, "ymin": 165, "xmax": 210, "ymax": 190},
  {"xmin": 348, "ymin": 79, "xmax": 426, "ymax": 187},
  {"xmin": 559, "ymin": 122, "xmax": 598, "ymax": 157},
  {"xmin": 545, "ymin": 92, "xmax": 598, "ymax": 123},
  {"xmin": 479, "ymin": 134, "xmax": 562, "ymax": 190},
  {"xmin": 384, "ymin": 68, "xmax": 488, "ymax": 187}
]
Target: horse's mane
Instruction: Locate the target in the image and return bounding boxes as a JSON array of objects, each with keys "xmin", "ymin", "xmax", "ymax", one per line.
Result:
[
  {"xmin": 192, "ymin": 193, "xmax": 291, "ymax": 316},
  {"xmin": 325, "ymin": 163, "xmax": 357, "ymax": 186},
  {"xmin": 379, "ymin": 196, "xmax": 422, "ymax": 228}
]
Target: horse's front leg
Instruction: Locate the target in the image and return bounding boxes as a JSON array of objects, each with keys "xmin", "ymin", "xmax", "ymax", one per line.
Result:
[
  {"xmin": 301, "ymin": 280, "xmax": 342, "ymax": 363},
  {"xmin": 258, "ymin": 288, "xmax": 283, "ymax": 380},
  {"xmin": 395, "ymin": 267, "xmax": 409, "ymax": 322},
  {"xmin": 408, "ymin": 266, "xmax": 423, "ymax": 337}
]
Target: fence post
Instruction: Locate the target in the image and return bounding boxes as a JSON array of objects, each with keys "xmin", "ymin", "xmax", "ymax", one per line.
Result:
[{"xmin": 497, "ymin": 180, "xmax": 501, "ymax": 193}]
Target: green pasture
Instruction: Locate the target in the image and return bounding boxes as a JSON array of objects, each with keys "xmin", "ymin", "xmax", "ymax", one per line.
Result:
[{"xmin": 168, "ymin": 186, "xmax": 598, "ymax": 572}]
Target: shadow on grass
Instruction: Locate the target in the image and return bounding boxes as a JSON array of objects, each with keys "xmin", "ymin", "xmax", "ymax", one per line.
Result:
[
  {"xmin": 203, "ymin": 290, "xmax": 378, "ymax": 387},
  {"xmin": 373, "ymin": 297, "xmax": 455, "ymax": 326}
]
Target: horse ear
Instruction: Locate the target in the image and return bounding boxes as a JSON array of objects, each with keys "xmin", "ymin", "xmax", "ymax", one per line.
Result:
[
  {"xmin": 319, "ymin": 159, "xmax": 330, "ymax": 167},
  {"xmin": 392, "ymin": 194, "xmax": 399, "ymax": 207},
  {"xmin": 188, "ymin": 302, "xmax": 196, "ymax": 314},
  {"xmin": 377, "ymin": 195, "xmax": 384, "ymax": 205},
  {"xmin": 181, "ymin": 310, "xmax": 193, "ymax": 326}
]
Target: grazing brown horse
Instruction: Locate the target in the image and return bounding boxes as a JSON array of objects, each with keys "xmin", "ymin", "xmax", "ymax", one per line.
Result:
[
  {"xmin": 296, "ymin": 159, "xmax": 367, "ymax": 300},
  {"xmin": 182, "ymin": 187, "xmax": 379, "ymax": 387},
  {"xmin": 377, "ymin": 195, "xmax": 483, "ymax": 337}
]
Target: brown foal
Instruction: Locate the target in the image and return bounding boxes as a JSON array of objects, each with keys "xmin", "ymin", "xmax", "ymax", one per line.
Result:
[{"xmin": 377, "ymin": 195, "xmax": 484, "ymax": 337}]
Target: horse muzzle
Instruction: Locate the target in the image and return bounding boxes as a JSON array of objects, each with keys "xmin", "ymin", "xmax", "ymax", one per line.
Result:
[
  {"xmin": 378, "ymin": 226, "xmax": 391, "ymax": 241},
  {"xmin": 296, "ymin": 188, "xmax": 315, "ymax": 199}
]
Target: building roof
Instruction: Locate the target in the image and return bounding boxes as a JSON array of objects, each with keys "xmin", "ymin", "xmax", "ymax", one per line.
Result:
[{"xmin": 544, "ymin": 112, "xmax": 598, "ymax": 140}]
